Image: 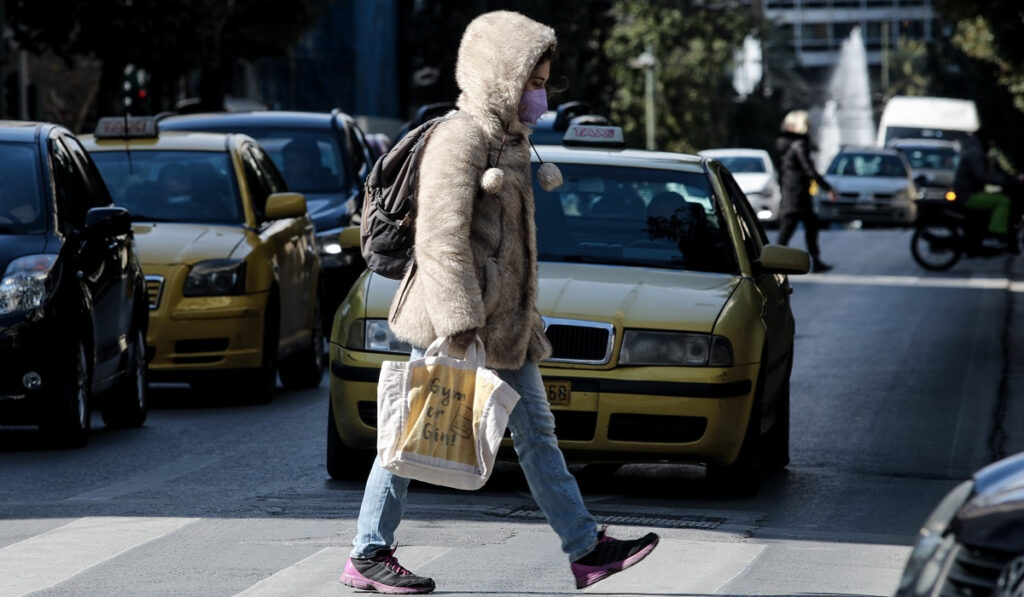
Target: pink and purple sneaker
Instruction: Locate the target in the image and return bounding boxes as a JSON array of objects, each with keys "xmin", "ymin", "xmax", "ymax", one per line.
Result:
[
  {"xmin": 570, "ymin": 527, "xmax": 660, "ymax": 589},
  {"xmin": 340, "ymin": 548, "xmax": 435, "ymax": 594}
]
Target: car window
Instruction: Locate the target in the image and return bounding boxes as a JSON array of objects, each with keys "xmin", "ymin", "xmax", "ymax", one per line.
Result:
[
  {"xmin": 899, "ymin": 147, "xmax": 960, "ymax": 171},
  {"xmin": 715, "ymin": 156, "xmax": 767, "ymax": 174},
  {"xmin": 827, "ymin": 153, "xmax": 908, "ymax": 178},
  {"xmin": 63, "ymin": 135, "xmax": 112, "ymax": 209},
  {"xmin": 721, "ymin": 171, "xmax": 767, "ymax": 260},
  {"xmin": 531, "ymin": 163, "xmax": 738, "ymax": 274},
  {"xmin": 90, "ymin": 150, "xmax": 243, "ymax": 224},
  {"xmin": 0, "ymin": 142, "xmax": 45, "ymax": 234},
  {"xmin": 52, "ymin": 138, "xmax": 95, "ymax": 233}
]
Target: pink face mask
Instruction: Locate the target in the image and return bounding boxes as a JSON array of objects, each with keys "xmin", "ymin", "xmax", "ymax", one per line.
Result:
[{"xmin": 518, "ymin": 88, "xmax": 548, "ymax": 125}]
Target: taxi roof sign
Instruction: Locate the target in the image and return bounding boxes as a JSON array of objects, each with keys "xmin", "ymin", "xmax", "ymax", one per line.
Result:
[
  {"xmin": 562, "ymin": 124, "xmax": 626, "ymax": 148},
  {"xmin": 94, "ymin": 116, "xmax": 158, "ymax": 139}
]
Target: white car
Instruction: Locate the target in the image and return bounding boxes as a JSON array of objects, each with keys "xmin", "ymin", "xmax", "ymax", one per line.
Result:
[
  {"xmin": 887, "ymin": 138, "xmax": 960, "ymax": 200},
  {"xmin": 815, "ymin": 147, "xmax": 918, "ymax": 226},
  {"xmin": 699, "ymin": 148, "xmax": 781, "ymax": 224}
]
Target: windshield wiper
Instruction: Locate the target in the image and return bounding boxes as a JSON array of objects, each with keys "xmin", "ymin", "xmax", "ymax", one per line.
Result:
[
  {"xmin": 129, "ymin": 214, "xmax": 176, "ymax": 223},
  {"xmin": 556, "ymin": 254, "xmax": 671, "ymax": 269},
  {"xmin": 0, "ymin": 225, "xmax": 21, "ymax": 234}
]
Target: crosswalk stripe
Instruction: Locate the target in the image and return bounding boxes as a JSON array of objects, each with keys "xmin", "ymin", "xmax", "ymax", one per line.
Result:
[
  {"xmin": 234, "ymin": 545, "xmax": 450, "ymax": 597},
  {"xmin": 582, "ymin": 539, "xmax": 766, "ymax": 594},
  {"xmin": 0, "ymin": 516, "xmax": 197, "ymax": 597}
]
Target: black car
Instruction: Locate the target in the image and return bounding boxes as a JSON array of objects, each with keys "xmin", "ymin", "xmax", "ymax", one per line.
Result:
[
  {"xmin": 896, "ymin": 451, "xmax": 1024, "ymax": 596},
  {"xmin": 0, "ymin": 122, "xmax": 149, "ymax": 447},
  {"xmin": 158, "ymin": 110, "xmax": 375, "ymax": 330}
]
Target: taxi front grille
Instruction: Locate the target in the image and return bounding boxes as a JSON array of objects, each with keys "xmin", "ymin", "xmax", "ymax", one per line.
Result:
[
  {"xmin": 145, "ymin": 275, "xmax": 164, "ymax": 310},
  {"xmin": 544, "ymin": 319, "xmax": 613, "ymax": 365}
]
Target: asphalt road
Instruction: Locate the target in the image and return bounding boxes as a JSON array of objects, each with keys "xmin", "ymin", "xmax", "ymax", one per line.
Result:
[{"xmin": 1, "ymin": 227, "xmax": 1021, "ymax": 597}]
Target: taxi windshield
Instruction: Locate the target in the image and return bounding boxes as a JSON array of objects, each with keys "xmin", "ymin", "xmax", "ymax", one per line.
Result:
[
  {"xmin": 0, "ymin": 143, "xmax": 44, "ymax": 234},
  {"xmin": 91, "ymin": 151, "xmax": 243, "ymax": 224},
  {"xmin": 222, "ymin": 130, "xmax": 347, "ymax": 194},
  {"xmin": 532, "ymin": 163, "xmax": 738, "ymax": 274}
]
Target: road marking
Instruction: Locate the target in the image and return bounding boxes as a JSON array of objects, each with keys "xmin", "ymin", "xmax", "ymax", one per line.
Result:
[
  {"xmin": 0, "ymin": 516, "xmax": 197, "ymax": 597},
  {"xmin": 582, "ymin": 539, "xmax": 765, "ymax": 594},
  {"xmin": 67, "ymin": 454, "xmax": 221, "ymax": 501},
  {"xmin": 793, "ymin": 273, "xmax": 1013, "ymax": 291},
  {"xmin": 234, "ymin": 545, "xmax": 450, "ymax": 597}
]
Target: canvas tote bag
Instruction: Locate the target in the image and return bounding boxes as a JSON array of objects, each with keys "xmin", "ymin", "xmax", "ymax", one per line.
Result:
[{"xmin": 376, "ymin": 337, "xmax": 520, "ymax": 490}]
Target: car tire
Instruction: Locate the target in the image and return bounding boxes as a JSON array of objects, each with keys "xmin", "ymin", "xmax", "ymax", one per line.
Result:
[
  {"xmin": 40, "ymin": 339, "xmax": 91, "ymax": 448},
  {"xmin": 706, "ymin": 367, "xmax": 764, "ymax": 497},
  {"xmin": 100, "ymin": 327, "xmax": 148, "ymax": 429},
  {"xmin": 278, "ymin": 300, "xmax": 325, "ymax": 390},
  {"xmin": 763, "ymin": 377, "xmax": 790, "ymax": 471},
  {"xmin": 326, "ymin": 400, "xmax": 373, "ymax": 481}
]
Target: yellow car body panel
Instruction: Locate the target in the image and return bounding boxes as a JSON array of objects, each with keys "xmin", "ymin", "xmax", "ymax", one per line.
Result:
[{"xmin": 81, "ymin": 132, "xmax": 320, "ymax": 377}]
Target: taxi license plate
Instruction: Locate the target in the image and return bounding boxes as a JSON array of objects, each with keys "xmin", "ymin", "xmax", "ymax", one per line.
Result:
[{"xmin": 545, "ymin": 380, "xmax": 571, "ymax": 406}]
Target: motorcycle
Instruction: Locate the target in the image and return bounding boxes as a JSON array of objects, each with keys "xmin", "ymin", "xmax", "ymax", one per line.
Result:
[{"xmin": 910, "ymin": 194, "xmax": 1022, "ymax": 271}]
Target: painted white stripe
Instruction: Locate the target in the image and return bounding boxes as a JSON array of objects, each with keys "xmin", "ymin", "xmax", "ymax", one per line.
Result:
[
  {"xmin": 234, "ymin": 545, "xmax": 450, "ymax": 597},
  {"xmin": 68, "ymin": 455, "xmax": 221, "ymax": 501},
  {"xmin": 0, "ymin": 516, "xmax": 197, "ymax": 596},
  {"xmin": 582, "ymin": 539, "xmax": 765, "ymax": 594},
  {"xmin": 793, "ymin": 273, "xmax": 1013, "ymax": 291}
]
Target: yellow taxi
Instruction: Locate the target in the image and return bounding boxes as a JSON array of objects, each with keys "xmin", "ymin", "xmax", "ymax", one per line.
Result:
[
  {"xmin": 81, "ymin": 117, "xmax": 323, "ymax": 403},
  {"xmin": 327, "ymin": 125, "xmax": 810, "ymax": 494}
]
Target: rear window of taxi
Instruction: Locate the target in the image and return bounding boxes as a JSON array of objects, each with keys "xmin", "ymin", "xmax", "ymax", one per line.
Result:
[{"xmin": 532, "ymin": 163, "xmax": 739, "ymax": 274}]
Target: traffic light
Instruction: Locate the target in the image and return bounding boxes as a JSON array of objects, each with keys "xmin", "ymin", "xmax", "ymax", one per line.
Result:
[{"xmin": 122, "ymin": 64, "xmax": 150, "ymax": 113}]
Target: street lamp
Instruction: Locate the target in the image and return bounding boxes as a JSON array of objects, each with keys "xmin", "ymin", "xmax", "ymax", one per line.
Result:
[{"xmin": 629, "ymin": 43, "xmax": 657, "ymax": 150}]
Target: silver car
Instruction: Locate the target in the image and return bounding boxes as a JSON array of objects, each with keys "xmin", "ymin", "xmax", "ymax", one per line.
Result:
[
  {"xmin": 815, "ymin": 147, "xmax": 918, "ymax": 226},
  {"xmin": 699, "ymin": 148, "xmax": 782, "ymax": 225},
  {"xmin": 887, "ymin": 138, "xmax": 960, "ymax": 200}
]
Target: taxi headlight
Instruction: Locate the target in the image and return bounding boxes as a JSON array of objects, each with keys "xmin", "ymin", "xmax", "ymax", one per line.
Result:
[
  {"xmin": 619, "ymin": 330, "xmax": 733, "ymax": 367},
  {"xmin": 0, "ymin": 254, "xmax": 58, "ymax": 316},
  {"xmin": 183, "ymin": 260, "xmax": 246, "ymax": 297},
  {"xmin": 347, "ymin": 318, "xmax": 411, "ymax": 354},
  {"xmin": 897, "ymin": 480, "xmax": 974, "ymax": 595}
]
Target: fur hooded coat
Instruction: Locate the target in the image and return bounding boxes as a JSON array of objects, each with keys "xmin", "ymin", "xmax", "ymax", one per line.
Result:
[{"xmin": 387, "ymin": 11, "xmax": 556, "ymax": 370}]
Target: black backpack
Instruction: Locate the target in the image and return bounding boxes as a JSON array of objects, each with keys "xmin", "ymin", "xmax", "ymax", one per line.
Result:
[{"xmin": 360, "ymin": 111, "xmax": 466, "ymax": 279}]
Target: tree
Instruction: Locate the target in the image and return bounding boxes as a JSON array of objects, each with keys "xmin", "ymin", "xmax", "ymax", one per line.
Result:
[
  {"xmin": 603, "ymin": 0, "xmax": 756, "ymax": 152},
  {"xmin": 5, "ymin": 0, "xmax": 324, "ymax": 121}
]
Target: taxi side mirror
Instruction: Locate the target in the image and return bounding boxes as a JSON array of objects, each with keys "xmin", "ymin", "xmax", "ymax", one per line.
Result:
[
  {"xmin": 756, "ymin": 244, "xmax": 810, "ymax": 275},
  {"xmin": 338, "ymin": 225, "xmax": 361, "ymax": 249},
  {"xmin": 265, "ymin": 192, "xmax": 307, "ymax": 220},
  {"xmin": 84, "ymin": 207, "xmax": 131, "ymax": 238}
]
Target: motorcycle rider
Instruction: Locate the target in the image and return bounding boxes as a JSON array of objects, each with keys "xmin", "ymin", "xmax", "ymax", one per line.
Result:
[{"xmin": 953, "ymin": 125, "xmax": 1024, "ymax": 253}]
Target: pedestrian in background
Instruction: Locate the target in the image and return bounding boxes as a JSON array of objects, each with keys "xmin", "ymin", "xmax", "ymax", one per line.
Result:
[
  {"xmin": 339, "ymin": 10, "xmax": 659, "ymax": 595},
  {"xmin": 775, "ymin": 109, "xmax": 836, "ymax": 272}
]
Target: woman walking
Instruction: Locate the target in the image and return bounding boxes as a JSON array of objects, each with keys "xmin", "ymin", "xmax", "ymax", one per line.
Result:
[
  {"xmin": 775, "ymin": 109, "xmax": 837, "ymax": 272},
  {"xmin": 340, "ymin": 10, "xmax": 659, "ymax": 595}
]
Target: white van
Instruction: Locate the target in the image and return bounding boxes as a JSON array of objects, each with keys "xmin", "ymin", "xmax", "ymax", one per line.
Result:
[{"xmin": 876, "ymin": 96, "xmax": 979, "ymax": 147}]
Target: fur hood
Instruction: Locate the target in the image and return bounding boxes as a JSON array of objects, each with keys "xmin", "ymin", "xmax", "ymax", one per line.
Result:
[{"xmin": 454, "ymin": 10, "xmax": 556, "ymax": 139}]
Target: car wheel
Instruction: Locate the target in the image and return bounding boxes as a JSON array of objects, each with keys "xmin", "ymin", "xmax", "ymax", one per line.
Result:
[
  {"xmin": 763, "ymin": 377, "xmax": 790, "ymax": 471},
  {"xmin": 706, "ymin": 367, "xmax": 764, "ymax": 496},
  {"xmin": 101, "ymin": 327, "xmax": 148, "ymax": 428},
  {"xmin": 327, "ymin": 400, "xmax": 373, "ymax": 481},
  {"xmin": 41, "ymin": 339, "xmax": 91, "ymax": 448},
  {"xmin": 278, "ymin": 299, "xmax": 326, "ymax": 390}
]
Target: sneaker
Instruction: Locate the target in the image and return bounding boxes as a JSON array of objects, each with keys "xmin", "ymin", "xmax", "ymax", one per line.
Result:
[
  {"xmin": 340, "ymin": 549, "xmax": 435, "ymax": 594},
  {"xmin": 570, "ymin": 527, "xmax": 660, "ymax": 589},
  {"xmin": 811, "ymin": 258, "xmax": 833, "ymax": 273}
]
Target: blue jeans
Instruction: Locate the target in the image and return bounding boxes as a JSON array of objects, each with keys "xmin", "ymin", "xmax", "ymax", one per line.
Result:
[{"xmin": 351, "ymin": 350, "xmax": 598, "ymax": 561}]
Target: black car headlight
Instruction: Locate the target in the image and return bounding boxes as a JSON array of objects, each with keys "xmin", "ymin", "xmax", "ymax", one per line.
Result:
[
  {"xmin": 317, "ymin": 230, "xmax": 357, "ymax": 268},
  {"xmin": 0, "ymin": 254, "xmax": 57, "ymax": 316},
  {"xmin": 183, "ymin": 260, "xmax": 246, "ymax": 297},
  {"xmin": 619, "ymin": 330, "xmax": 733, "ymax": 367},
  {"xmin": 346, "ymin": 318, "xmax": 411, "ymax": 354},
  {"xmin": 896, "ymin": 480, "xmax": 974, "ymax": 596}
]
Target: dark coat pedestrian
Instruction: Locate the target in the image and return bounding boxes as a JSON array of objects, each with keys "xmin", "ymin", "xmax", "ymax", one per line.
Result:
[{"xmin": 775, "ymin": 110, "xmax": 835, "ymax": 272}]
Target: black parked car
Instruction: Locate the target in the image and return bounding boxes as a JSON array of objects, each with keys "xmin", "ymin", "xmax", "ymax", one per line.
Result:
[
  {"xmin": 895, "ymin": 451, "xmax": 1024, "ymax": 596},
  {"xmin": 158, "ymin": 110, "xmax": 375, "ymax": 330},
  {"xmin": 0, "ymin": 122, "xmax": 149, "ymax": 447}
]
